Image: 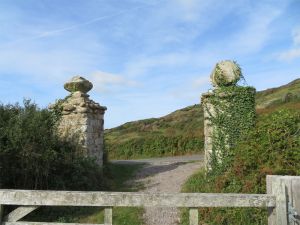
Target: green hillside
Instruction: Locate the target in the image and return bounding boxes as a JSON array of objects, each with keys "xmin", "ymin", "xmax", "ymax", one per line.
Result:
[
  {"xmin": 105, "ymin": 78, "xmax": 300, "ymax": 159},
  {"xmin": 256, "ymin": 78, "xmax": 300, "ymax": 108}
]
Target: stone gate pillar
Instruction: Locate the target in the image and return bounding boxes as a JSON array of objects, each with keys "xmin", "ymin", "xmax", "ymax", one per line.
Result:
[
  {"xmin": 55, "ymin": 76, "xmax": 107, "ymax": 166},
  {"xmin": 201, "ymin": 61, "xmax": 256, "ymax": 170}
]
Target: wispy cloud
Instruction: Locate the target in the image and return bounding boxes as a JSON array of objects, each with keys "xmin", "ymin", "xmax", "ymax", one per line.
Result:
[
  {"xmin": 192, "ymin": 76, "xmax": 210, "ymax": 88},
  {"xmin": 2, "ymin": 4, "xmax": 153, "ymax": 47},
  {"xmin": 292, "ymin": 27, "xmax": 300, "ymax": 45},
  {"xmin": 278, "ymin": 48, "xmax": 300, "ymax": 61},
  {"xmin": 89, "ymin": 71, "xmax": 139, "ymax": 93},
  {"xmin": 278, "ymin": 27, "xmax": 300, "ymax": 61}
]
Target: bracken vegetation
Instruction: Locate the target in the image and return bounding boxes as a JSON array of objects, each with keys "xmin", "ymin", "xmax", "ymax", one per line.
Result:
[
  {"xmin": 105, "ymin": 78, "xmax": 300, "ymax": 160},
  {"xmin": 105, "ymin": 104, "xmax": 204, "ymax": 159}
]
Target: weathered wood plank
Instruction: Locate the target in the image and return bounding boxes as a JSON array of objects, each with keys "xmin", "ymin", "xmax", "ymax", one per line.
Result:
[
  {"xmin": 3, "ymin": 222, "xmax": 104, "ymax": 225},
  {"xmin": 0, "ymin": 190, "xmax": 276, "ymax": 208},
  {"xmin": 276, "ymin": 182, "xmax": 288, "ymax": 225},
  {"xmin": 266, "ymin": 175, "xmax": 300, "ymax": 225},
  {"xmin": 4, "ymin": 206, "xmax": 38, "ymax": 222},
  {"xmin": 0, "ymin": 204, "xmax": 3, "ymax": 224},
  {"xmin": 189, "ymin": 208, "xmax": 198, "ymax": 225},
  {"xmin": 292, "ymin": 179, "xmax": 300, "ymax": 223},
  {"xmin": 267, "ymin": 175, "xmax": 277, "ymax": 225},
  {"xmin": 267, "ymin": 175, "xmax": 288, "ymax": 225},
  {"xmin": 104, "ymin": 207, "xmax": 112, "ymax": 225}
]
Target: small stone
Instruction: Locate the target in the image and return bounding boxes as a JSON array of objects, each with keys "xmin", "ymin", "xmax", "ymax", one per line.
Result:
[
  {"xmin": 72, "ymin": 91, "xmax": 89, "ymax": 98},
  {"xmin": 80, "ymin": 102, "xmax": 86, "ymax": 107},
  {"xmin": 62, "ymin": 111, "xmax": 71, "ymax": 115},
  {"xmin": 94, "ymin": 103, "xmax": 101, "ymax": 109},
  {"xmin": 63, "ymin": 104, "xmax": 75, "ymax": 111},
  {"xmin": 77, "ymin": 107, "xmax": 88, "ymax": 113}
]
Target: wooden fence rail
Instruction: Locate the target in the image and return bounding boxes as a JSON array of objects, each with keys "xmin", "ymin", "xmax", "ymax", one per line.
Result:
[{"xmin": 0, "ymin": 175, "xmax": 299, "ymax": 225}]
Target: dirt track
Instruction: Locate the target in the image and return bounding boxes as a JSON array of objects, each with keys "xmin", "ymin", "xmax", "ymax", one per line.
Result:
[{"xmin": 114, "ymin": 154, "xmax": 204, "ymax": 225}]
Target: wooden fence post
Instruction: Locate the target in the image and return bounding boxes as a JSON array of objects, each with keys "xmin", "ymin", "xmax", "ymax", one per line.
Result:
[
  {"xmin": 189, "ymin": 208, "xmax": 198, "ymax": 225},
  {"xmin": 267, "ymin": 175, "xmax": 300, "ymax": 225},
  {"xmin": 0, "ymin": 204, "xmax": 3, "ymax": 225},
  {"xmin": 104, "ymin": 207, "xmax": 112, "ymax": 225}
]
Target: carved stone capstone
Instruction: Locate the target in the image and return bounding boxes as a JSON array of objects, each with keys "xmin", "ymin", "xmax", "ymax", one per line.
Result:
[{"xmin": 64, "ymin": 76, "xmax": 93, "ymax": 93}]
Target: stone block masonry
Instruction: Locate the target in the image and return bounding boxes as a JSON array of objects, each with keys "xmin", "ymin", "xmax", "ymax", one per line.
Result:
[{"xmin": 52, "ymin": 76, "xmax": 107, "ymax": 166}]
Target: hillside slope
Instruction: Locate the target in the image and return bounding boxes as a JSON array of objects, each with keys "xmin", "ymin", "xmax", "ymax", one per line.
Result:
[{"xmin": 105, "ymin": 78, "xmax": 300, "ymax": 159}]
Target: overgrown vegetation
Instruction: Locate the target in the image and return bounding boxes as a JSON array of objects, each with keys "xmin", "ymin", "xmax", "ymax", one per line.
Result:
[
  {"xmin": 205, "ymin": 86, "xmax": 256, "ymax": 172},
  {"xmin": 106, "ymin": 78, "xmax": 300, "ymax": 160},
  {"xmin": 0, "ymin": 100, "xmax": 104, "ymax": 191},
  {"xmin": 181, "ymin": 108, "xmax": 300, "ymax": 224}
]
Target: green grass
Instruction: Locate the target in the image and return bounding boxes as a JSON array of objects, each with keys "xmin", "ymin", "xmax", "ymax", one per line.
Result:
[
  {"xmin": 78, "ymin": 163, "xmax": 145, "ymax": 225},
  {"xmin": 24, "ymin": 163, "xmax": 145, "ymax": 225}
]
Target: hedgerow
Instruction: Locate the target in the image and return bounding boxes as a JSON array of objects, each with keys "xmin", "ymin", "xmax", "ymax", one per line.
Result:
[{"xmin": 0, "ymin": 100, "xmax": 104, "ymax": 191}]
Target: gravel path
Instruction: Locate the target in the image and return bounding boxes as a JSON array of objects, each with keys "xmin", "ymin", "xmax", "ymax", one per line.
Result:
[{"xmin": 115, "ymin": 154, "xmax": 204, "ymax": 225}]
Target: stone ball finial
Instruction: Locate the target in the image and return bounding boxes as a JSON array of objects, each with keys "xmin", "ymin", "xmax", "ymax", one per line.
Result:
[
  {"xmin": 210, "ymin": 60, "xmax": 242, "ymax": 87},
  {"xmin": 64, "ymin": 76, "xmax": 93, "ymax": 93}
]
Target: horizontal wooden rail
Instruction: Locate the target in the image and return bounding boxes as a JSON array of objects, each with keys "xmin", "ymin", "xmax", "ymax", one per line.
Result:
[
  {"xmin": 2, "ymin": 223, "xmax": 104, "ymax": 225},
  {"xmin": 0, "ymin": 190, "xmax": 276, "ymax": 208}
]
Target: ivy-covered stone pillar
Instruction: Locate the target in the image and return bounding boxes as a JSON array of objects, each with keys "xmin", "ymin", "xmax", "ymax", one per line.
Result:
[
  {"xmin": 201, "ymin": 61, "xmax": 256, "ymax": 171},
  {"xmin": 53, "ymin": 76, "xmax": 107, "ymax": 166}
]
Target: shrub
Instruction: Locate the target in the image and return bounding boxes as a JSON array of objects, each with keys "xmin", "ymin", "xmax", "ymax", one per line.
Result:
[
  {"xmin": 182, "ymin": 109, "xmax": 300, "ymax": 225},
  {"xmin": 0, "ymin": 100, "xmax": 104, "ymax": 191}
]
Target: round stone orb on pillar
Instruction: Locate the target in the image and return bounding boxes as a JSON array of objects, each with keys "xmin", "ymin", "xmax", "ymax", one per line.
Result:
[{"xmin": 210, "ymin": 60, "xmax": 242, "ymax": 87}]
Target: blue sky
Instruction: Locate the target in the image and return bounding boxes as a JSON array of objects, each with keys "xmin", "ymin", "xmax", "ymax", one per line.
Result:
[{"xmin": 0, "ymin": 0, "xmax": 299, "ymax": 128}]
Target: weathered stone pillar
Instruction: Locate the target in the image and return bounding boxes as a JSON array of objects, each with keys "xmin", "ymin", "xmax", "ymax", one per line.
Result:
[
  {"xmin": 55, "ymin": 76, "xmax": 107, "ymax": 166},
  {"xmin": 201, "ymin": 91, "xmax": 215, "ymax": 170},
  {"xmin": 201, "ymin": 61, "xmax": 256, "ymax": 171}
]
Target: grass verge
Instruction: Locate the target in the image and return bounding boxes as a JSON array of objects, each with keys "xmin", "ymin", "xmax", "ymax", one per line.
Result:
[
  {"xmin": 24, "ymin": 163, "xmax": 145, "ymax": 225},
  {"xmin": 180, "ymin": 169, "xmax": 267, "ymax": 225}
]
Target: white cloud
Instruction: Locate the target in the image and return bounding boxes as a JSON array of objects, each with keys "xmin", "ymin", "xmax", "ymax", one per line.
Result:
[
  {"xmin": 89, "ymin": 71, "xmax": 139, "ymax": 93},
  {"xmin": 278, "ymin": 48, "xmax": 300, "ymax": 61},
  {"xmin": 278, "ymin": 27, "xmax": 300, "ymax": 61},
  {"xmin": 192, "ymin": 76, "xmax": 210, "ymax": 88},
  {"xmin": 292, "ymin": 27, "xmax": 300, "ymax": 45},
  {"xmin": 227, "ymin": 3, "xmax": 283, "ymax": 54},
  {"xmin": 175, "ymin": 0, "xmax": 206, "ymax": 21}
]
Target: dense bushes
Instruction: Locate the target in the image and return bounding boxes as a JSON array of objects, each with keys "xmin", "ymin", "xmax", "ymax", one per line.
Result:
[
  {"xmin": 106, "ymin": 135, "xmax": 203, "ymax": 159},
  {"xmin": 182, "ymin": 109, "xmax": 300, "ymax": 225},
  {"xmin": 0, "ymin": 100, "xmax": 104, "ymax": 191}
]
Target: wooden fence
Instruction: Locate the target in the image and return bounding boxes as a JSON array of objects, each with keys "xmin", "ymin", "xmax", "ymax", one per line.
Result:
[{"xmin": 0, "ymin": 175, "xmax": 299, "ymax": 225}]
